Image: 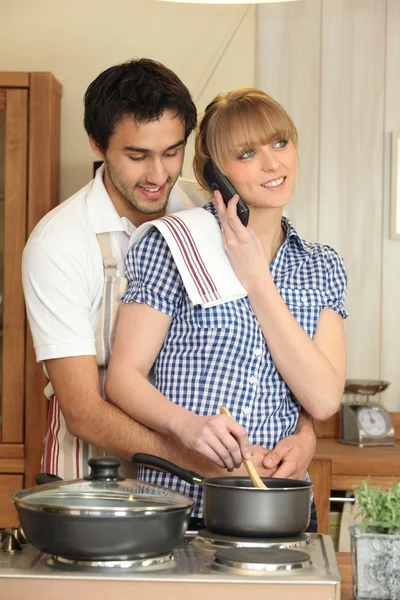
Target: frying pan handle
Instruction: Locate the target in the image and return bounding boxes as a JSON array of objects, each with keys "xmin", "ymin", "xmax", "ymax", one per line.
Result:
[
  {"xmin": 132, "ymin": 453, "xmax": 204, "ymax": 485},
  {"xmin": 35, "ymin": 473, "xmax": 63, "ymax": 485}
]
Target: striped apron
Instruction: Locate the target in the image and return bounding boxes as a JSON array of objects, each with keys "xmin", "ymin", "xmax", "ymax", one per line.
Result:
[{"xmin": 41, "ymin": 232, "xmax": 134, "ymax": 478}]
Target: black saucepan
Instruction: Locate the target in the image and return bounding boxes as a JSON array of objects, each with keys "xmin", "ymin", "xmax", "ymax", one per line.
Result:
[
  {"xmin": 133, "ymin": 454, "xmax": 313, "ymax": 537},
  {"xmin": 12, "ymin": 456, "xmax": 194, "ymax": 560}
]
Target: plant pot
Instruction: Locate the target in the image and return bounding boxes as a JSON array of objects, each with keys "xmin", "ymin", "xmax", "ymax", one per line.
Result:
[{"xmin": 350, "ymin": 525, "xmax": 400, "ymax": 599}]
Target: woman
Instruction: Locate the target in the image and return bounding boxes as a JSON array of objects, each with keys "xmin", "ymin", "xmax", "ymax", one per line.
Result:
[{"xmin": 106, "ymin": 88, "xmax": 347, "ymax": 525}]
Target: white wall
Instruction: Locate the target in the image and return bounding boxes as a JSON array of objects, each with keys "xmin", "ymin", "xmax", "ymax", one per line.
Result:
[
  {"xmin": 258, "ymin": 0, "xmax": 400, "ymax": 410},
  {"xmin": 0, "ymin": 0, "xmax": 256, "ymax": 199}
]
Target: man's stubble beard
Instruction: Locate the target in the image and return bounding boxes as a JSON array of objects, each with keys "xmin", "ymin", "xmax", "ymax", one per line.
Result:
[{"xmin": 105, "ymin": 160, "xmax": 177, "ymax": 215}]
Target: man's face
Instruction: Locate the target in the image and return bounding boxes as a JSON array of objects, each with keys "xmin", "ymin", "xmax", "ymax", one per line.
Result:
[{"xmin": 91, "ymin": 110, "xmax": 186, "ymax": 223}]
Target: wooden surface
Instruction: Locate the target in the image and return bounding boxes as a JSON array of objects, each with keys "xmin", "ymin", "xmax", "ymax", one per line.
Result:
[
  {"xmin": 24, "ymin": 72, "xmax": 62, "ymax": 489},
  {"xmin": 315, "ymin": 438, "xmax": 400, "ymax": 477},
  {"xmin": 24, "ymin": 330, "xmax": 47, "ymax": 488},
  {"xmin": 0, "ymin": 446, "xmax": 24, "ymax": 473},
  {"xmin": 0, "ymin": 475, "xmax": 23, "ymax": 528},
  {"xmin": 2, "ymin": 88, "xmax": 27, "ymax": 443},
  {"xmin": 308, "ymin": 458, "xmax": 331, "ymax": 534},
  {"xmin": 331, "ymin": 473, "xmax": 398, "ymax": 489},
  {"xmin": 0, "ymin": 72, "xmax": 62, "ymax": 525},
  {"xmin": 0, "ymin": 459, "xmax": 24, "ymax": 473},
  {"xmin": 0, "ymin": 444, "xmax": 24, "ymax": 458},
  {"xmin": 337, "ymin": 552, "xmax": 353, "ymax": 599},
  {"xmin": 0, "ymin": 72, "xmax": 29, "ymax": 87},
  {"xmin": 311, "ymin": 436, "xmax": 400, "ymax": 534}
]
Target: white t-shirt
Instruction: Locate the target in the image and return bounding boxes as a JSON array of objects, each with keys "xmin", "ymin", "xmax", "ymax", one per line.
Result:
[{"xmin": 22, "ymin": 166, "xmax": 208, "ymax": 365}]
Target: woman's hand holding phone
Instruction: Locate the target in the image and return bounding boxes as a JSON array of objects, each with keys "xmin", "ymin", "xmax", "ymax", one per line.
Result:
[
  {"xmin": 213, "ymin": 190, "xmax": 271, "ymax": 295},
  {"xmin": 203, "ymin": 160, "xmax": 249, "ymax": 226}
]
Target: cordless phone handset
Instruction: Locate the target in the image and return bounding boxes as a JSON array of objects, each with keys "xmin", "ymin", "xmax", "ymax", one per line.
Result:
[{"xmin": 203, "ymin": 160, "xmax": 249, "ymax": 227}]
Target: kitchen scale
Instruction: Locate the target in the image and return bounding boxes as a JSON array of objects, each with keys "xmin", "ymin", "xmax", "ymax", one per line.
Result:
[{"xmin": 340, "ymin": 379, "xmax": 396, "ymax": 447}]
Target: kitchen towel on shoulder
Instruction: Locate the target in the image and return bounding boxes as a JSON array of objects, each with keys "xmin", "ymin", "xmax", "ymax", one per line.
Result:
[{"xmin": 128, "ymin": 207, "xmax": 247, "ymax": 308}]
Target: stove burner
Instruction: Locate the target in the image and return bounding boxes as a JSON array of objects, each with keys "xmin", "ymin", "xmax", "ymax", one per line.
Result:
[
  {"xmin": 0, "ymin": 526, "xmax": 28, "ymax": 554},
  {"xmin": 193, "ymin": 529, "xmax": 309, "ymax": 550},
  {"xmin": 212, "ymin": 547, "xmax": 312, "ymax": 573},
  {"xmin": 0, "ymin": 533, "xmax": 22, "ymax": 554},
  {"xmin": 47, "ymin": 553, "xmax": 175, "ymax": 571}
]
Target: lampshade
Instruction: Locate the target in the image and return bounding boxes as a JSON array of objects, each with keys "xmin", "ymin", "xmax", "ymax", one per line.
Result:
[{"xmin": 157, "ymin": 1, "xmax": 298, "ymax": 4}]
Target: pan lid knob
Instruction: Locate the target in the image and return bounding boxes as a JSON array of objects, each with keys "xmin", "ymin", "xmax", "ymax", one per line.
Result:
[{"xmin": 84, "ymin": 457, "xmax": 125, "ymax": 481}]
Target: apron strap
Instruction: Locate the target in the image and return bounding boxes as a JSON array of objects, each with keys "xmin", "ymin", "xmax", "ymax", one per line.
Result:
[
  {"xmin": 42, "ymin": 231, "xmax": 132, "ymax": 480},
  {"xmin": 97, "ymin": 232, "xmax": 117, "ymax": 277}
]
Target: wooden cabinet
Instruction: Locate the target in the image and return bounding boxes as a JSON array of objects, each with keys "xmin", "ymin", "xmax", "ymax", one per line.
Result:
[
  {"xmin": 0, "ymin": 72, "xmax": 61, "ymax": 527},
  {"xmin": 310, "ymin": 412, "xmax": 400, "ymax": 535},
  {"xmin": 0, "ymin": 475, "xmax": 24, "ymax": 525}
]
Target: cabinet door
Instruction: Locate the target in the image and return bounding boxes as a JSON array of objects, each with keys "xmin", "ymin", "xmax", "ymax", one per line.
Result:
[
  {"xmin": 0, "ymin": 474, "xmax": 23, "ymax": 527},
  {"xmin": 0, "ymin": 88, "xmax": 27, "ymax": 443}
]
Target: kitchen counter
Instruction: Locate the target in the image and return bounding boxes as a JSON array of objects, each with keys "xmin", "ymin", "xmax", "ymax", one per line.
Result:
[
  {"xmin": 315, "ymin": 438, "xmax": 400, "ymax": 478},
  {"xmin": 309, "ymin": 438, "xmax": 400, "ymax": 534}
]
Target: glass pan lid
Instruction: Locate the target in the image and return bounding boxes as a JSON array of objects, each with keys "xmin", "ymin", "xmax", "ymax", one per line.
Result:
[{"xmin": 13, "ymin": 478, "xmax": 194, "ymax": 513}]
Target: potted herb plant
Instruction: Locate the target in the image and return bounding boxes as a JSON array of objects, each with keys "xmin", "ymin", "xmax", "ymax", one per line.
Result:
[{"xmin": 350, "ymin": 478, "xmax": 400, "ymax": 599}]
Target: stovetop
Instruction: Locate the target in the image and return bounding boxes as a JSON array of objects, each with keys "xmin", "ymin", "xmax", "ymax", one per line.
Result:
[{"xmin": 0, "ymin": 531, "xmax": 341, "ymax": 585}]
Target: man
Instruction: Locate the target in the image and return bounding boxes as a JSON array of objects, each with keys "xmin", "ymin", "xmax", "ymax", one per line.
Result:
[{"xmin": 22, "ymin": 58, "xmax": 316, "ymax": 484}]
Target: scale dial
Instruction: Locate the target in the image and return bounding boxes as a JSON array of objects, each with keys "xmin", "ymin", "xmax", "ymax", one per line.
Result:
[{"xmin": 357, "ymin": 406, "xmax": 390, "ymax": 437}]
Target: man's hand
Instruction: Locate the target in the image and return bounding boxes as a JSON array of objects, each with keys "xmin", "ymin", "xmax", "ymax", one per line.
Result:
[
  {"xmin": 247, "ymin": 444, "xmax": 279, "ymax": 477},
  {"xmin": 261, "ymin": 431, "xmax": 317, "ymax": 480}
]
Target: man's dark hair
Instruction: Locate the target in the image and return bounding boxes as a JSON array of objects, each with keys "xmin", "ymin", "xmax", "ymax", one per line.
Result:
[{"xmin": 84, "ymin": 58, "xmax": 197, "ymax": 152}]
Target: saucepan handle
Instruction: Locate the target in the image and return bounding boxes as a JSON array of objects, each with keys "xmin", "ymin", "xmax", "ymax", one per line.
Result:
[
  {"xmin": 132, "ymin": 453, "xmax": 204, "ymax": 486},
  {"xmin": 35, "ymin": 473, "xmax": 63, "ymax": 485}
]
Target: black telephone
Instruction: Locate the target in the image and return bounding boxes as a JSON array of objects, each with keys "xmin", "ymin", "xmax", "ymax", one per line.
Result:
[{"xmin": 203, "ymin": 160, "xmax": 249, "ymax": 227}]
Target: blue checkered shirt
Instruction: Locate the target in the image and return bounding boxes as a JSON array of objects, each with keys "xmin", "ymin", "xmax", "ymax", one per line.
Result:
[{"xmin": 123, "ymin": 203, "xmax": 348, "ymax": 517}]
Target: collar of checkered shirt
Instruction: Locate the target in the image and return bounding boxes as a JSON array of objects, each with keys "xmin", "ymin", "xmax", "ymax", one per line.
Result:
[{"xmin": 281, "ymin": 216, "xmax": 314, "ymax": 255}]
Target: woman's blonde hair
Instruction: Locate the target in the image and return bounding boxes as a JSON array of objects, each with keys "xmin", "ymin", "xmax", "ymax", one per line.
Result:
[{"xmin": 193, "ymin": 88, "xmax": 298, "ymax": 193}]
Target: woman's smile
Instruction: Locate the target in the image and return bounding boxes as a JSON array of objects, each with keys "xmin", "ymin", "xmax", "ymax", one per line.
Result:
[{"xmin": 261, "ymin": 176, "xmax": 286, "ymax": 190}]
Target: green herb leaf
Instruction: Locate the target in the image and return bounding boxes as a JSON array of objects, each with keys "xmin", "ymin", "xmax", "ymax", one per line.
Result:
[{"xmin": 353, "ymin": 478, "xmax": 400, "ymax": 535}]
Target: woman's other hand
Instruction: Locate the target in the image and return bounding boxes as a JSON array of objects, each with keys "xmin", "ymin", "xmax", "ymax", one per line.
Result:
[{"xmin": 171, "ymin": 412, "xmax": 252, "ymax": 471}]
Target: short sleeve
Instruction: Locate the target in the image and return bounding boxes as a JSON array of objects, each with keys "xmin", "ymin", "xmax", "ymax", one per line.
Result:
[
  {"xmin": 323, "ymin": 246, "xmax": 349, "ymax": 319},
  {"xmin": 123, "ymin": 229, "xmax": 184, "ymax": 317},
  {"xmin": 22, "ymin": 239, "xmax": 97, "ymax": 361}
]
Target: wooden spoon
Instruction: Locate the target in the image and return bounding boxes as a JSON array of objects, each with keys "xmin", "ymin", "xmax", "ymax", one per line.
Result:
[{"xmin": 220, "ymin": 406, "xmax": 268, "ymax": 489}]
